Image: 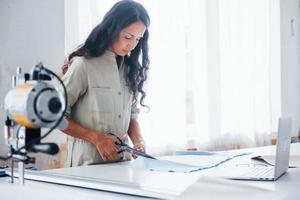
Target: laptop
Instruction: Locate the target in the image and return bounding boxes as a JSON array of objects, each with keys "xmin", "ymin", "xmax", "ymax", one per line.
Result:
[{"xmin": 224, "ymin": 117, "xmax": 292, "ymax": 181}]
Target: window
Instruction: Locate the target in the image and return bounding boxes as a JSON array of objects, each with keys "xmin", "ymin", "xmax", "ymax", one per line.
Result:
[{"xmin": 65, "ymin": 0, "xmax": 281, "ymax": 155}]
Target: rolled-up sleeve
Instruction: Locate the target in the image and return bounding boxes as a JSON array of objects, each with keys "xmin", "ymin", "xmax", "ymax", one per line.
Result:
[
  {"xmin": 131, "ymin": 100, "xmax": 140, "ymax": 119},
  {"xmin": 60, "ymin": 57, "xmax": 88, "ymax": 117}
]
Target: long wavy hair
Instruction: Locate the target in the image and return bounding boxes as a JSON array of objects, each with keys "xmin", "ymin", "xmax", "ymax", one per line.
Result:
[{"xmin": 64, "ymin": 0, "xmax": 150, "ymax": 107}]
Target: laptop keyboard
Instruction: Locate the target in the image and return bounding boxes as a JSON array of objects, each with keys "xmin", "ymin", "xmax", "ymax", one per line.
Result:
[{"xmin": 242, "ymin": 166, "xmax": 274, "ymax": 178}]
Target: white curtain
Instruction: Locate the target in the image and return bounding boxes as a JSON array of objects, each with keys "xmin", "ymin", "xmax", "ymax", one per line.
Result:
[{"xmin": 65, "ymin": 0, "xmax": 281, "ymax": 155}]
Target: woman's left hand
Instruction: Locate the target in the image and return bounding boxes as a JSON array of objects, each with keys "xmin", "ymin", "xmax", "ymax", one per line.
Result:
[{"xmin": 132, "ymin": 142, "xmax": 146, "ymax": 159}]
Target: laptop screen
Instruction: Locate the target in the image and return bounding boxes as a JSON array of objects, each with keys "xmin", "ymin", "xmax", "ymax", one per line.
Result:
[{"xmin": 274, "ymin": 117, "xmax": 292, "ymax": 179}]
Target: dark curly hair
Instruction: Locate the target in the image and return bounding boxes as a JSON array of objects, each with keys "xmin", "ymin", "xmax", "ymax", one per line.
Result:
[{"xmin": 64, "ymin": 0, "xmax": 150, "ymax": 107}]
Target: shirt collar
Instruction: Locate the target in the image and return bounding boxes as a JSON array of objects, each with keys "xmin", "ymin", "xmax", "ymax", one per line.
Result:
[{"xmin": 104, "ymin": 50, "xmax": 116, "ymax": 59}]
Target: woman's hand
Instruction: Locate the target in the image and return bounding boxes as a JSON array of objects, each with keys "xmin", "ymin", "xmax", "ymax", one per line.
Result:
[
  {"xmin": 93, "ymin": 133, "xmax": 128, "ymax": 161},
  {"xmin": 132, "ymin": 142, "xmax": 146, "ymax": 159},
  {"xmin": 93, "ymin": 133, "xmax": 118, "ymax": 161}
]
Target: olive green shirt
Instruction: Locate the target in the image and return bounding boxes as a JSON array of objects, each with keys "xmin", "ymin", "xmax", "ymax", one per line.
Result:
[{"xmin": 61, "ymin": 50, "xmax": 139, "ymax": 167}]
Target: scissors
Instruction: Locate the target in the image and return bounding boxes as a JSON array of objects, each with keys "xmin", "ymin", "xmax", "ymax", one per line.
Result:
[{"xmin": 114, "ymin": 135, "xmax": 156, "ymax": 160}]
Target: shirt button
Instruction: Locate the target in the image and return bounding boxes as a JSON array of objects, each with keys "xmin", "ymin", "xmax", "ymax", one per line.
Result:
[
  {"xmin": 118, "ymin": 91, "xmax": 122, "ymax": 95},
  {"xmin": 118, "ymin": 114, "xmax": 121, "ymax": 119}
]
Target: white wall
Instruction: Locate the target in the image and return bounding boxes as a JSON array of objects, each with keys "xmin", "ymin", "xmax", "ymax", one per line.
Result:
[
  {"xmin": 0, "ymin": 0, "xmax": 65, "ymax": 154},
  {"xmin": 280, "ymin": 0, "xmax": 300, "ymax": 136}
]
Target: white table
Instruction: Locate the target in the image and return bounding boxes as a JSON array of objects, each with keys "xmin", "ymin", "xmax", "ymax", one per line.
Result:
[{"xmin": 0, "ymin": 143, "xmax": 299, "ymax": 200}]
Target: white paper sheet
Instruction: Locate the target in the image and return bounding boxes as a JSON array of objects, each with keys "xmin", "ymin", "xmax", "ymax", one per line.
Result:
[
  {"xmin": 11, "ymin": 164, "xmax": 200, "ymax": 199},
  {"xmin": 131, "ymin": 153, "xmax": 247, "ymax": 173}
]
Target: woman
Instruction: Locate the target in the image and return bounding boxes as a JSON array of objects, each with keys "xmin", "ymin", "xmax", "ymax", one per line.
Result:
[{"xmin": 61, "ymin": 0, "xmax": 150, "ymax": 167}]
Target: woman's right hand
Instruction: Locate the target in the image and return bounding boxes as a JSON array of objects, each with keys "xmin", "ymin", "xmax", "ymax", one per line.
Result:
[{"xmin": 93, "ymin": 133, "xmax": 118, "ymax": 161}]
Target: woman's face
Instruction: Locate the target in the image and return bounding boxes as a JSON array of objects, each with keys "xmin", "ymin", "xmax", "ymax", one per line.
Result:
[{"xmin": 109, "ymin": 21, "xmax": 146, "ymax": 56}]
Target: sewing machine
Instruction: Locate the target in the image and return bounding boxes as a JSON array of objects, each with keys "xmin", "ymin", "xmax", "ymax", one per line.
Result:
[{"xmin": 2, "ymin": 63, "xmax": 67, "ymax": 184}]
